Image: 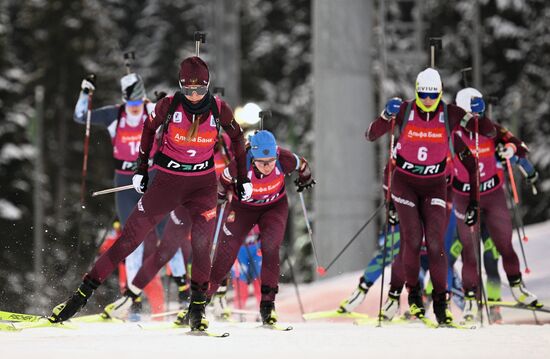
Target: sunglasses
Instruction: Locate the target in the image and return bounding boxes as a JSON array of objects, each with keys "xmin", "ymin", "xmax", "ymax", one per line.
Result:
[
  {"xmin": 417, "ymin": 92, "xmax": 440, "ymax": 100},
  {"xmin": 126, "ymin": 99, "xmax": 144, "ymax": 106},
  {"xmin": 253, "ymin": 159, "xmax": 276, "ymax": 166},
  {"xmin": 181, "ymin": 85, "xmax": 208, "ymax": 96}
]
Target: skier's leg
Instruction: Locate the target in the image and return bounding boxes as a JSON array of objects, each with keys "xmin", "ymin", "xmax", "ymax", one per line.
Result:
[
  {"xmin": 483, "ymin": 188, "xmax": 539, "ymax": 306},
  {"xmin": 51, "ymin": 171, "xmax": 183, "ymax": 322},
  {"xmin": 207, "ymin": 204, "xmax": 257, "ymax": 297},
  {"xmin": 454, "ymin": 194, "xmax": 480, "ymax": 294}
]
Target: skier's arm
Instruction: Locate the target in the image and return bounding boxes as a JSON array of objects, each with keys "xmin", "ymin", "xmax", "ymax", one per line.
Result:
[
  {"xmin": 494, "ymin": 123, "xmax": 529, "ymax": 158},
  {"xmin": 366, "ymin": 100, "xmax": 406, "ymax": 141},
  {"xmin": 453, "ymin": 132, "xmax": 479, "ymax": 202},
  {"xmin": 278, "ymin": 148, "xmax": 314, "ymax": 191},
  {"xmin": 448, "ymin": 104, "xmax": 496, "ymax": 137},
  {"xmin": 136, "ymin": 96, "xmax": 170, "ymax": 172},
  {"xmin": 73, "ymin": 91, "xmax": 119, "ymax": 128},
  {"xmin": 219, "ymin": 161, "xmax": 238, "ymax": 200},
  {"xmin": 218, "ymin": 101, "xmax": 247, "ymax": 179}
]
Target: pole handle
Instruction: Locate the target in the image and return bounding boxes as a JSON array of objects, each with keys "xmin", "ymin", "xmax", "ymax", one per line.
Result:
[
  {"xmin": 123, "ymin": 51, "xmax": 135, "ymax": 74},
  {"xmin": 194, "ymin": 31, "xmax": 206, "ymax": 57}
]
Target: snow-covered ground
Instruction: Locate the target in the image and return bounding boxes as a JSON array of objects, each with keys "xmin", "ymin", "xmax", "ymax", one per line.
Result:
[{"xmin": 2, "ymin": 221, "xmax": 550, "ymax": 358}]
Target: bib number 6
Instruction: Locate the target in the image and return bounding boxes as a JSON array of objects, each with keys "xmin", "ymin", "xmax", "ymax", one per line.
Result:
[{"xmin": 417, "ymin": 146, "xmax": 428, "ymax": 161}]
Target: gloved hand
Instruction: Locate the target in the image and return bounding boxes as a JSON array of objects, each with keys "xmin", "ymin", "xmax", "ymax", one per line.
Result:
[
  {"xmin": 470, "ymin": 97, "xmax": 485, "ymax": 114},
  {"xmin": 497, "ymin": 143, "xmax": 516, "ymax": 161},
  {"xmin": 236, "ymin": 178, "xmax": 253, "ymax": 201},
  {"xmin": 81, "ymin": 75, "xmax": 96, "ymax": 94},
  {"xmin": 464, "ymin": 200, "xmax": 479, "ymax": 227},
  {"xmin": 133, "ymin": 157, "xmax": 149, "ymax": 194},
  {"xmin": 295, "ymin": 177, "xmax": 316, "ymax": 192},
  {"xmin": 383, "ymin": 97, "xmax": 402, "ymax": 120},
  {"xmin": 388, "ymin": 201, "xmax": 399, "ymax": 225},
  {"xmin": 132, "ymin": 173, "xmax": 148, "ymax": 194}
]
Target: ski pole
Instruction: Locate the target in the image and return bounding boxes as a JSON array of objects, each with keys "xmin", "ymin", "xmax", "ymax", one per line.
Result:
[
  {"xmin": 503, "ymin": 171, "xmax": 531, "ymax": 274},
  {"xmin": 504, "ymin": 158, "xmax": 528, "ymax": 243},
  {"xmin": 377, "ymin": 117, "xmax": 396, "ymax": 327},
  {"xmin": 429, "ymin": 37, "xmax": 442, "ymax": 68},
  {"xmin": 505, "ymin": 158, "xmax": 520, "ymax": 204},
  {"xmin": 194, "ymin": 31, "xmax": 206, "ymax": 57},
  {"xmin": 80, "ymin": 74, "xmax": 95, "ymax": 206},
  {"xmin": 298, "ymin": 192, "xmax": 324, "ymax": 276},
  {"xmin": 91, "ymin": 184, "xmax": 134, "ymax": 197},
  {"xmin": 211, "ymin": 194, "xmax": 231, "ymax": 260},
  {"xmin": 285, "ymin": 252, "xmax": 306, "ymax": 320},
  {"xmin": 123, "ymin": 51, "xmax": 135, "ymax": 74},
  {"xmin": 259, "ymin": 110, "xmax": 272, "ymax": 131},
  {"xmin": 471, "ymin": 115, "xmax": 492, "ymax": 326},
  {"xmin": 322, "ymin": 201, "xmax": 385, "ymax": 274}
]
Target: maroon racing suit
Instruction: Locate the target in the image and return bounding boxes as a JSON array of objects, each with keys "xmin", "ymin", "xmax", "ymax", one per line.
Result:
[
  {"xmin": 207, "ymin": 147, "xmax": 311, "ymax": 303},
  {"xmin": 366, "ymin": 100, "xmax": 495, "ymax": 301},
  {"xmin": 131, "ymin": 134, "xmax": 233, "ymax": 289},
  {"xmin": 85, "ymin": 93, "xmax": 247, "ymax": 298},
  {"xmin": 452, "ymin": 123, "xmax": 526, "ymax": 293}
]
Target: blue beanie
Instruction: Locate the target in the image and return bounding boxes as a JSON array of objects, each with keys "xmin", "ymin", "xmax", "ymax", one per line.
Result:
[{"xmin": 249, "ymin": 130, "xmax": 278, "ymax": 158}]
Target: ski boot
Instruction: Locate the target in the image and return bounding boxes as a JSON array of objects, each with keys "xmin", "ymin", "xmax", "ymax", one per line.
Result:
[
  {"xmin": 462, "ymin": 290, "xmax": 478, "ymax": 323},
  {"xmin": 50, "ymin": 278, "xmax": 99, "ymax": 323},
  {"xmin": 379, "ymin": 290, "xmax": 400, "ymax": 321},
  {"xmin": 407, "ymin": 284, "xmax": 425, "ymax": 319},
  {"xmin": 173, "ymin": 276, "xmax": 190, "ymax": 310},
  {"xmin": 101, "ymin": 288, "xmax": 141, "ymax": 320},
  {"xmin": 128, "ymin": 295, "xmax": 143, "ymax": 322},
  {"xmin": 211, "ymin": 285, "xmax": 231, "ymax": 320},
  {"xmin": 509, "ymin": 276, "xmax": 541, "ymax": 307},
  {"xmin": 260, "ymin": 301, "xmax": 278, "ymax": 325},
  {"xmin": 188, "ymin": 292, "xmax": 209, "ymax": 331},
  {"xmin": 338, "ymin": 277, "xmax": 370, "ymax": 313},
  {"xmin": 433, "ymin": 292, "xmax": 453, "ymax": 325},
  {"xmin": 174, "ymin": 309, "xmax": 189, "ymax": 327}
]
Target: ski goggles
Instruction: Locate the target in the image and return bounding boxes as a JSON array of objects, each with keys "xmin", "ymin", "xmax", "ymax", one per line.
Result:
[
  {"xmin": 417, "ymin": 92, "xmax": 440, "ymax": 100},
  {"xmin": 126, "ymin": 99, "xmax": 144, "ymax": 106},
  {"xmin": 253, "ymin": 158, "xmax": 277, "ymax": 166},
  {"xmin": 181, "ymin": 85, "xmax": 209, "ymax": 96}
]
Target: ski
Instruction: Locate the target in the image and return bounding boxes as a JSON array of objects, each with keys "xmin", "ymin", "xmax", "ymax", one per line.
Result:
[
  {"xmin": 259, "ymin": 323, "xmax": 293, "ymax": 331},
  {"xmin": 303, "ymin": 310, "xmax": 369, "ymax": 321},
  {"xmin": 12, "ymin": 318, "xmax": 78, "ymax": 331},
  {"xmin": 0, "ymin": 322, "xmax": 19, "ymax": 332},
  {"xmin": 0, "ymin": 310, "xmax": 44, "ymax": 322},
  {"xmin": 353, "ymin": 316, "xmax": 409, "ymax": 326},
  {"xmin": 416, "ymin": 316, "xmax": 475, "ymax": 330},
  {"xmin": 185, "ymin": 329, "xmax": 230, "ymax": 338},
  {"xmin": 486, "ymin": 300, "xmax": 550, "ymax": 314},
  {"xmin": 71, "ymin": 314, "xmax": 125, "ymax": 323},
  {"xmin": 138, "ymin": 322, "xmax": 189, "ymax": 331}
]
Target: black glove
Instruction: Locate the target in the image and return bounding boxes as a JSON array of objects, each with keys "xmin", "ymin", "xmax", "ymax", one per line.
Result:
[
  {"xmin": 236, "ymin": 177, "xmax": 253, "ymax": 200},
  {"xmin": 465, "ymin": 200, "xmax": 479, "ymax": 227},
  {"xmin": 132, "ymin": 157, "xmax": 149, "ymax": 193},
  {"xmin": 81, "ymin": 74, "xmax": 96, "ymax": 94},
  {"xmin": 388, "ymin": 201, "xmax": 399, "ymax": 225},
  {"xmin": 294, "ymin": 177, "xmax": 316, "ymax": 192}
]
